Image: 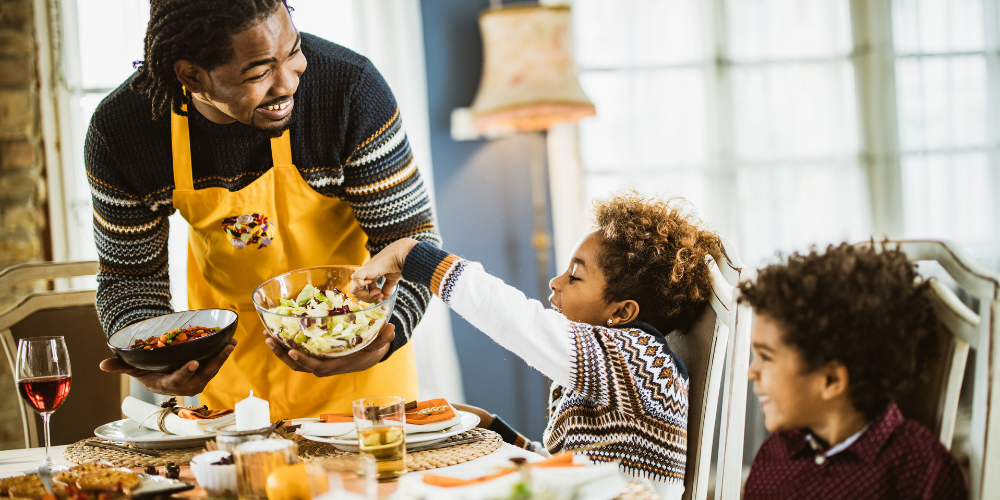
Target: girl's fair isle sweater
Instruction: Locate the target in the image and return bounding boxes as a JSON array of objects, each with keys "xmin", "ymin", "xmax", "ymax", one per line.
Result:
[
  {"xmin": 85, "ymin": 34, "xmax": 439, "ymax": 357},
  {"xmin": 402, "ymin": 241, "xmax": 690, "ymax": 499}
]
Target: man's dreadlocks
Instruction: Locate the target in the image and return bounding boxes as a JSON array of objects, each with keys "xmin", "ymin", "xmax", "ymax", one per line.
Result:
[{"xmin": 131, "ymin": 0, "xmax": 291, "ymax": 120}]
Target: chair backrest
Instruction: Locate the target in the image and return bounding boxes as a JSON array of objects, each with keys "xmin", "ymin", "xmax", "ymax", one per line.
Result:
[
  {"xmin": 665, "ymin": 237, "xmax": 745, "ymax": 500},
  {"xmin": 894, "ymin": 278, "xmax": 973, "ymax": 447},
  {"xmin": 856, "ymin": 240, "xmax": 998, "ymax": 500},
  {"xmin": 0, "ymin": 261, "xmax": 128, "ymax": 449}
]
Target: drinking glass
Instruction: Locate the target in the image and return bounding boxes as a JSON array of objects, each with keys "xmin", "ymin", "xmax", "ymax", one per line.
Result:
[
  {"xmin": 16, "ymin": 336, "xmax": 72, "ymax": 471},
  {"xmin": 234, "ymin": 439, "xmax": 297, "ymax": 500},
  {"xmin": 352, "ymin": 396, "xmax": 406, "ymax": 482},
  {"xmin": 306, "ymin": 456, "xmax": 377, "ymax": 500}
]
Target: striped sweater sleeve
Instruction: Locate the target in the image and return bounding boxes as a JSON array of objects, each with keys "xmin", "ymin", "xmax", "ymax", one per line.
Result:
[
  {"xmin": 401, "ymin": 241, "xmax": 571, "ymax": 387},
  {"xmin": 86, "ymin": 124, "xmax": 174, "ymax": 336},
  {"xmin": 341, "ymin": 64, "xmax": 441, "ymax": 358}
]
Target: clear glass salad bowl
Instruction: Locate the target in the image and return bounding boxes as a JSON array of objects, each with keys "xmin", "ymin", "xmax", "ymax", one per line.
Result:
[{"xmin": 252, "ymin": 265, "xmax": 397, "ymax": 358}]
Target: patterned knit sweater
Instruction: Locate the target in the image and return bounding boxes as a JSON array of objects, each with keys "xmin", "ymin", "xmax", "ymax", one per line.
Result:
[
  {"xmin": 85, "ymin": 33, "xmax": 440, "ymax": 357},
  {"xmin": 402, "ymin": 242, "xmax": 690, "ymax": 498}
]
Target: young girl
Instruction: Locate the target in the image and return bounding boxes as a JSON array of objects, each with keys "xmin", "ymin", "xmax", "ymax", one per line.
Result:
[{"xmin": 352, "ymin": 191, "xmax": 721, "ymax": 499}]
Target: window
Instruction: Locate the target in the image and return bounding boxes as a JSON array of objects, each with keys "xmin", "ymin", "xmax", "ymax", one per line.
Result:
[
  {"xmin": 568, "ymin": 0, "xmax": 1000, "ymax": 270},
  {"xmin": 893, "ymin": 0, "xmax": 998, "ymax": 267}
]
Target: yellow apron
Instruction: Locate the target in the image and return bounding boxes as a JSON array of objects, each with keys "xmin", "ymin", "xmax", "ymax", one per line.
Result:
[{"xmin": 170, "ymin": 109, "xmax": 418, "ymax": 419}]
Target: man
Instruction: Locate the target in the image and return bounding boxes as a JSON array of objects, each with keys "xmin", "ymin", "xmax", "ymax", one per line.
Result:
[{"xmin": 89, "ymin": 0, "xmax": 439, "ymax": 419}]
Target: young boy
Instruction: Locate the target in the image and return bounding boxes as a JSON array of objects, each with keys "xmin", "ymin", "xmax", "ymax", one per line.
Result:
[{"xmin": 739, "ymin": 243, "xmax": 967, "ymax": 500}]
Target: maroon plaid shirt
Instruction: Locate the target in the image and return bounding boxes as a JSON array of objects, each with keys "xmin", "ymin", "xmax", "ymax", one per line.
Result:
[{"xmin": 744, "ymin": 402, "xmax": 967, "ymax": 500}]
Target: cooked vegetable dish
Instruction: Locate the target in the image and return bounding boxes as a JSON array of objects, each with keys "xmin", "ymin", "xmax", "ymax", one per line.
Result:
[{"xmin": 130, "ymin": 325, "xmax": 221, "ymax": 350}]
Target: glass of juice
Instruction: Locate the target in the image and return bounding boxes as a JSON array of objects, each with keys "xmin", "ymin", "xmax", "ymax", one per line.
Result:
[
  {"xmin": 306, "ymin": 456, "xmax": 377, "ymax": 499},
  {"xmin": 352, "ymin": 396, "xmax": 407, "ymax": 482},
  {"xmin": 234, "ymin": 439, "xmax": 297, "ymax": 500}
]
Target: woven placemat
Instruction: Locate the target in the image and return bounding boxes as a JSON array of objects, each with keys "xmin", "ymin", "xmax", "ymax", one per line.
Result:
[
  {"xmin": 296, "ymin": 427, "xmax": 503, "ymax": 472},
  {"xmin": 63, "ymin": 438, "xmax": 206, "ymax": 468}
]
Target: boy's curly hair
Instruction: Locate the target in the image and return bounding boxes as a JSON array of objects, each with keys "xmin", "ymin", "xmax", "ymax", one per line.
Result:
[
  {"xmin": 592, "ymin": 190, "xmax": 722, "ymax": 334},
  {"xmin": 738, "ymin": 242, "xmax": 937, "ymax": 419}
]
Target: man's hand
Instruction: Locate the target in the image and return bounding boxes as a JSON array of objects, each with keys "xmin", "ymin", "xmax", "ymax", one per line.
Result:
[
  {"xmin": 350, "ymin": 238, "xmax": 419, "ymax": 302},
  {"xmin": 99, "ymin": 338, "xmax": 237, "ymax": 397},
  {"xmin": 263, "ymin": 322, "xmax": 395, "ymax": 377}
]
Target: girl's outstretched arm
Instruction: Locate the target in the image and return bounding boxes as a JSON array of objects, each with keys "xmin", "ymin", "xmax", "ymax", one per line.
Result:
[{"xmin": 352, "ymin": 239, "xmax": 572, "ymax": 387}]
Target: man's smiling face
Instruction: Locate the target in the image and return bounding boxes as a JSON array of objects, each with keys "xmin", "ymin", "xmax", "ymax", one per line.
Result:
[{"xmin": 182, "ymin": 5, "xmax": 306, "ymax": 137}]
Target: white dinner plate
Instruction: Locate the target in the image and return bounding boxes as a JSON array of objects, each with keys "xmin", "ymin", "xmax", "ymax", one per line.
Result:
[
  {"xmin": 298, "ymin": 410, "xmax": 480, "ymax": 452},
  {"xmin": 132, "ymin": 474, "xmax": 196, "ymax": 498},
  {"xmin": 94, "ymin": 418, "xmax": 214, "ymax": 450}
]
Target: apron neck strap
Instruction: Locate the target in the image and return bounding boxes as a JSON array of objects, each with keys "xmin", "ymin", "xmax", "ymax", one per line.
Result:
[
  {"xmin": 270, "ymin": 129, "xmax": 293, "ymax": 167},
  {"xmin": 170, "ymin": 105, "xmax": 295, "ymax": 191},
  {"xmin": 170, "ymin": 106, "xmax": 194, "ymax": 191}
]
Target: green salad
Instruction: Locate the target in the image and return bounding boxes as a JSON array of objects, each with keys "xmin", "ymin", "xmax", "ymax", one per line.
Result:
[{"xmin": 264, "ymin": 284, "xmax": 387, "ymax": 356}]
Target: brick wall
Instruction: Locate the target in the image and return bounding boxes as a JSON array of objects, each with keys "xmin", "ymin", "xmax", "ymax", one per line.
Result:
[
  {"xmin": 0, "ymin": 0, "xmax": 45, "ymax": 307},
  {"xmin": 0, "ymin": 0, "xmax": 46, "ymax": 450}
]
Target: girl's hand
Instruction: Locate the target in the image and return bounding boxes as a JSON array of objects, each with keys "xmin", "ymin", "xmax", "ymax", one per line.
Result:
[
  {"xmin": 350, "ymin": 238, "xmax": 420, "ymax": 302},
  {"xmin": 453, "ymin": 403, "xmax": 494, "ymax": 429}
]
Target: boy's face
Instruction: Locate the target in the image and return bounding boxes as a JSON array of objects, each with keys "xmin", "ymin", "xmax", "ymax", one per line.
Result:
[
  {"xmin": 548, "ymin": 231, "xmax": 618, "ymax": 326},
  {"xmin": 748, "ymin": 314, "xmax": 830, "ymax": 433}
]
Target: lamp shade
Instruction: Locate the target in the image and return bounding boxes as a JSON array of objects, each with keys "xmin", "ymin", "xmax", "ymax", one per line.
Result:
[{"xmin": 469, "ymin": 5, "xmax": 595, "ymax": 136}]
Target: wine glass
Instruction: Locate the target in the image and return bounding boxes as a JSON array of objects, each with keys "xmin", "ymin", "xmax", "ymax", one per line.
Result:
[{"xmin": 16, "ymin": 336, "xmax": 72, "ymax": 471}]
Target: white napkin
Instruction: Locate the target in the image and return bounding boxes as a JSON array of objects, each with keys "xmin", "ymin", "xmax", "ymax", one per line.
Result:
[
  {"xmin": 296, "ymin": 415, "xmax": 462, "ymax": 440},
  {"xmin": 395, "ymin": 460, "xmax": 626, "ymax": 500},
  {"xmin": 122, "ymin": 397, "xmax": 235, "ymax": 436}
]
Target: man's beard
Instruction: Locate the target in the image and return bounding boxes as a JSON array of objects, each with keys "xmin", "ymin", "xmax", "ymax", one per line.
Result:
[{"xmin": 250, "ymin": 108, "xmax": 294, "ymax": 138}]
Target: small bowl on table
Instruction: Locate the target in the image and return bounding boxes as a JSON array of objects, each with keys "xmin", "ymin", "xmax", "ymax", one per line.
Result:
[
  {"xmin": 253, "ymin": 265, "xmax": 397, "ymax": 359},
  {"xmin": 107, "ymin": 309, "xmax": 238, "ymax": 374},
  {"xmin": 190, "ymin": 450, "xmax": 237, "ymax": 497}
]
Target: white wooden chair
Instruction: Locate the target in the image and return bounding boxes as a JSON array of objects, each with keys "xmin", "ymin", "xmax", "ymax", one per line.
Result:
[
  {"xmin": 665, "ymin": 236, "xmax": 750, "ymax": 500},
  {"xmin": 0, "ymin": 261, "xmax": 129, "ymax": 448},
  {"xmin": 713, "ymin": 239, "xmax": 1000, "ymax": 499},
  {"xmin": 853, "ymin": 240, "xmax": 999, "ymax": 500},
  {"xmin": 706, "ymin": 241, "xmax": 754, "ymax": 499}
]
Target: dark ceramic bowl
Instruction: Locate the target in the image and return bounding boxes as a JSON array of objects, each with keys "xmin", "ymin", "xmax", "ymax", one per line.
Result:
[{"xmin": 107, "ymin": 309, "xmax": 239, "ymax": 374}]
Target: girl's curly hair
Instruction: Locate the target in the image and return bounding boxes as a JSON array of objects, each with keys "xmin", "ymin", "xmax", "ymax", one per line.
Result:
[
  {"xmin": 738, "ymin": 242, "xmax": 937, "ymax": 419},
  {"xmin": 592, "ymin": 190, "xmax": 722, "ymax": 334}
]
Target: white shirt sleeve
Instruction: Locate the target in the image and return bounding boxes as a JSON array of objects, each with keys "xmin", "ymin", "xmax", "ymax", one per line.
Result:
[{"xmin": 443, "ymin": 261, "xmax": 573, "ymax": 388}]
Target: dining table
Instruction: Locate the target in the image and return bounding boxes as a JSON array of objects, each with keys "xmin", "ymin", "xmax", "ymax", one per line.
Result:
[{"xmin": 0, "ymin": 442, "xmax": 544, "ymax": 499}]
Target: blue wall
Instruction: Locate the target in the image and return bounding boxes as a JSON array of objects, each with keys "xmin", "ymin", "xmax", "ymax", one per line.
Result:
[{"xmin": 421, "ymin": 0, "xmax": 555, "ymax": 440}]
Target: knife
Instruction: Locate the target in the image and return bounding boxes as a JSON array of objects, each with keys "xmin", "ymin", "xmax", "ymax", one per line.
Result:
[
  {"xmin": 407, "ymin": 436, "xmax": 484, "ymax": 453},
  {"xmin": 37, "ymin": 464, "xmax": 53, "ymax": 494},
  {"xmin": 85, "ymin": 440, "xmax": 161, "ymax": 457}
]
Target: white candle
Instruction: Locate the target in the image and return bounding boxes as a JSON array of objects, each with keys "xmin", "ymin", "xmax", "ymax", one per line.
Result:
[{"xmin": 235, "ymin": 390, "xmax": 271, "ymax": 431}]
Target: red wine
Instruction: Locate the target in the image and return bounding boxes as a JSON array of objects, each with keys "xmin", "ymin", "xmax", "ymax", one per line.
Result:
[{"xmin": 18, "ymin": 375, "xmax": 71, "ymax": 413}]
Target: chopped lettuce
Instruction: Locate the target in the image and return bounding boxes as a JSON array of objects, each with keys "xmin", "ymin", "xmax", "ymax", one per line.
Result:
[{"xmin": 266, "ymin": 284, "xmax": 386, "ymax": 356}]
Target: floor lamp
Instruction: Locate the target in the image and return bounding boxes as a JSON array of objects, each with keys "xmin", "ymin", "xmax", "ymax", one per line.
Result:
[{"xmin": 451, "ymin": 2, "xmax": 595, "ymax": 300}]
